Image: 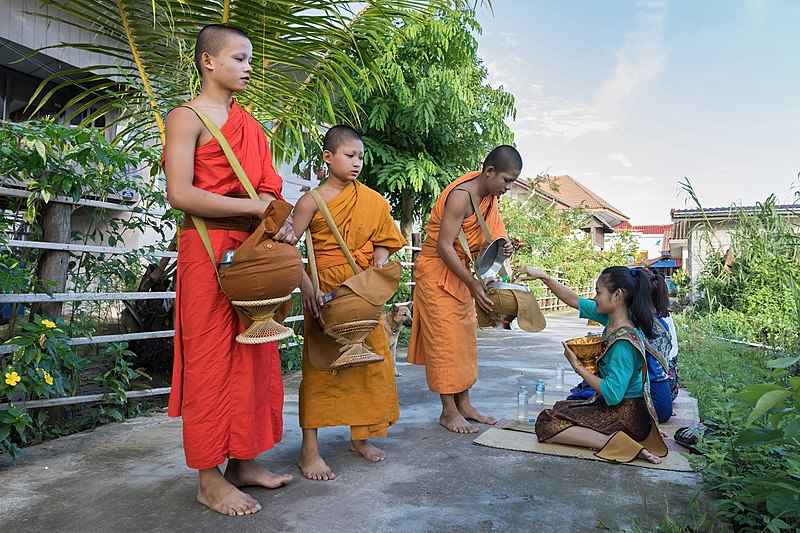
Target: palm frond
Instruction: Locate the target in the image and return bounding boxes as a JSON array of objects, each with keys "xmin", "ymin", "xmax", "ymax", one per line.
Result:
[{"xmin": 28, "ymin": 0, "xmax": 443, "ymax": 165}]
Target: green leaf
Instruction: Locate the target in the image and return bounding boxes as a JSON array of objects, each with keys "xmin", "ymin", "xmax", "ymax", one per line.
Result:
[
  {"xmin": 766, "ymin": 491, "xmax": 800, "ymax": 521},
  {"xmin": 767, "ymin": 356, "xmax": 800, "ymax": 369},
  {"xmin": 746, "ymin": 389, "xmax": 792, "ymax": 426},
  {"xmin": 33, "ymin": 140, "xmax": 47, "ymax": 163},
  {"xmin": 735, "ymin": 428, "xmax": 785, "ymax": 446}
]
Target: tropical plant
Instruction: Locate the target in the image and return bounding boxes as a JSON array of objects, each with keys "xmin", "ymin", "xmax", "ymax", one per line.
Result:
[
  {"xmin": 28, "ymin": 0, "xmax": 444, "ymax": 164},
  {"xmin": 676, "ymin": 314, "xmax": 800, "ymax": 531},
  {"xmin": 327, "ymin": 5, "xmax": 515, "ymax": 237},
  {"xmin": 500, "ymin": 191, "xmax": 638, "ymax": 290}
]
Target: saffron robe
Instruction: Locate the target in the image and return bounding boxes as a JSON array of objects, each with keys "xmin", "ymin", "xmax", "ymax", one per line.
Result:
[
  {"xmin": 167, "ymin": 101, "xmax": 285, "ymax": 470},
  {"xmin": 299, "ymin": 181, "xmax": 405, "ymax": 439},
  {"xmin": 407, "ymin": 171, "xmax": 507, "ymax": 394}
]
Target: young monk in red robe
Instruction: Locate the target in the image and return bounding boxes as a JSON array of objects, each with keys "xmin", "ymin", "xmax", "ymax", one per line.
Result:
[
  {"xmin": 164, "ymin": 24, "xmax": 295, "ymax": 516},
  {"xmin": 291, "ymin": 125, "xmax": 406, "ymax": 480},
  {"xmin": 408, "ymin": 146, "xmax": 522, "ymax": 434}
]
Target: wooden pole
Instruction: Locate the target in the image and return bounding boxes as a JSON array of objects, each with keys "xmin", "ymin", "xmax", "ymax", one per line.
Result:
[{"xmin": 33, "ymin": 201, "xmax": 72, "ymax": 319}]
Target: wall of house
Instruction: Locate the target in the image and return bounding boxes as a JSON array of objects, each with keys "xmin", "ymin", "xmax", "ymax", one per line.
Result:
[{"xmin": 686, "ymin": 221, "xmax": 733, "ymax": 288}]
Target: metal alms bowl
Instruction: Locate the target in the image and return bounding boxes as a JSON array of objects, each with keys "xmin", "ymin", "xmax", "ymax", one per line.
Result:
[
  {"xmin": 475, "ymin": 237, "xmax": 508, "ymax": 279},
  {"xmin": 486, "ymin": 280, "xmax": 530, "ymax": 292}
]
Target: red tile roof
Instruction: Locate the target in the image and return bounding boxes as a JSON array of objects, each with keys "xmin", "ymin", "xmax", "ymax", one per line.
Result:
[
  {"xmin": 633, "ymin": 224, "xmax": 673, "ymax": 235},
  {"xmin": 535, "ymin": 175, "xmax": 628, "ymax": 219},
  {"xmin": 614, "ymin": 221, "xmax": 634, "ymax": 231}
]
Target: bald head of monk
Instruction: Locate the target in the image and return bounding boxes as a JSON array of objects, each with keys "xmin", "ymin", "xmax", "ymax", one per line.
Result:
[
  {"xmin": 323, "ymin": 125, "xmax": 363, "ymax": 154},
  {"xmin": 195, "ymin": 24, "xmax": 251, "ymax": 78},
  {"xmin": 482, "ymin": 145, "xmax": 522, "ymax": 174}
]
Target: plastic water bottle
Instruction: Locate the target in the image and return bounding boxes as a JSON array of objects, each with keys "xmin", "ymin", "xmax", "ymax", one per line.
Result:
[
  {"xmin": 555, "ymin": 363, "xmax": 565, "ymax": 390},
  {"xmin": 534, "ymin": 379, "xmax": 545, "ymax": 404},
  {"xmin": 517, "ymin": 385, "xmax": 529, "ymax": 419}
]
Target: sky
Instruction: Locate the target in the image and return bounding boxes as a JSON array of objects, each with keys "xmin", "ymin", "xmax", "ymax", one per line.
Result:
[{"xmin": 474, "ymin": 0, "xmax": 800, "ymax": 224}]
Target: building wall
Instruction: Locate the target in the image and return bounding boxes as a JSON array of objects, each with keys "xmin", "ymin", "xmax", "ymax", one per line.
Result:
[{"xmin": 0, "ymin": 0, "xmax": 116, "ymax": 72}]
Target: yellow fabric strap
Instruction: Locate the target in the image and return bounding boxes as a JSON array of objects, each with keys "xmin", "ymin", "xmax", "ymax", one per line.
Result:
[
  {"xmin": 305, "ymin": 227, "xmax": 320, "ymax": 295},
  {"xmin": 455, "ymin": 186, "xmax": 508, "ymax": 279},
  {"xmin": 307, "ymin": 189, "xmax": 362, "ymax": 275},
  {"xmin": 192, "ymin": 216, "xmax": 219, "ymax": 275},
  {"xmin": 182, "ymin": 104, "xmax": 259, "ymax": 270}
]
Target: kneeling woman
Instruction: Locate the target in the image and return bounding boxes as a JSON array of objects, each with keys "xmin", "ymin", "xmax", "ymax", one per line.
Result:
[{"xmin": 516, "ymin": 265, "xmax": 668, "ymax": 464}]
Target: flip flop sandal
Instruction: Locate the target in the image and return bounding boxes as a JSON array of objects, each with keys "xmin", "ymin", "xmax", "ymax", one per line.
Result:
[{"xmin": 674, "ymin": 424, "xmax": 705, "ymax": 454}]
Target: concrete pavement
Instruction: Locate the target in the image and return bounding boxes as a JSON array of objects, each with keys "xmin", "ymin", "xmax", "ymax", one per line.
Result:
[{"xmin": 0, "ymin": 311, "xmax": 713, "ymax": 532}]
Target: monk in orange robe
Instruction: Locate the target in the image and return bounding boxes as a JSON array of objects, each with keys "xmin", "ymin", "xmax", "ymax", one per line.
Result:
[
  {"xmin": 164, "ymin": 25, "xmax": 295, "ymax": 517},
  {"xmin": 408, "ymin": 146, "xmax": 522, "ymax": 433},
  {"xmin": 291, "ymin": 126, "xmax": 406, "ymax": 480}
]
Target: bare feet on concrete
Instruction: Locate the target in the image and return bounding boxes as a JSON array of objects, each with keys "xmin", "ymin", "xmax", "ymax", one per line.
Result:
[
  {"xmin": 439, "ymin": 411, "xmax": 480, "ymax": 434},
  {"xmin": 456, "ymin": 402, "xmax": 497, "ymax": 426},
  {"xmin": 224, "ymin": 459, "xmax": 293, "ymax": 489},
  {"xmin": 350, "ymin": 439, "xmax": 386, "ymax": 462},
  {"xmin": 197, "ymin": 467, "xmax": 261, "ymax": 517}
]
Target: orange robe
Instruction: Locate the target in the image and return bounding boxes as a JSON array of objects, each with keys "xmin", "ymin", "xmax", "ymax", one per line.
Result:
[
  {"xmin": 407, "ymin": 171, "xmax": 507, "ymax": 394},
  {"xmin": 299, "ymin": 181, "xmax": 406, "ymax": 439},
  {"xmin": 167, "ymin": 101, "xmax": 285, "ymax": 470}
]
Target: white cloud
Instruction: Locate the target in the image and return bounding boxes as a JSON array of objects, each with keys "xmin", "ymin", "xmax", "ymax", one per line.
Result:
[
  {"xmin": 505, "ymin": 1, "xmax": 669, "ymax": 142},
  {"xmin": 611, "ymin": 175, "xmax": 655, "ymax": 184},
  {"xmin": 609, "ymin": 153, "xmax": 634, "ymax": 168}
]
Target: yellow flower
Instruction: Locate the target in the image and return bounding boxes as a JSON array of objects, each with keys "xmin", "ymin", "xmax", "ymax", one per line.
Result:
[
  {"xmin": 41, "ymin": 319, "xmax": 57, "ymax": 329},
  {"xmin": 4, "ymin": 371, "xmax": 21, "ymax": 387},
  {"xmin": 297, "ymin": 335, "xmax": 304, "ymax": 341},
  {"xmin": 43, "ymin": 371, "xmax": 54, "ymax": 386}
]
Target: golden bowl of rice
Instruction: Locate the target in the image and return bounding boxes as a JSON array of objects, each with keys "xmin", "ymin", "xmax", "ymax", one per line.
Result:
[{"xmin": 565, "ymin": 336, "xmax": 605, "ymax": 375}]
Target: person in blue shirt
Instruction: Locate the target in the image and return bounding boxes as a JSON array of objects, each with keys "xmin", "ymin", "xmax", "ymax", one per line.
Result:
[
  {"xmin": 644, "ymin": 271, "xmax": 675, "ymax": 423},
  {"xmin": 515, "ymin": 265, "xmax": 668, "ymax": 464}
]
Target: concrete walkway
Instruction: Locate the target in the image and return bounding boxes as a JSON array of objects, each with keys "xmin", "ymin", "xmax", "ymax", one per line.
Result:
[{"xmin": 0, "ymin": 311, "xmax": 712, "ymax": 532}]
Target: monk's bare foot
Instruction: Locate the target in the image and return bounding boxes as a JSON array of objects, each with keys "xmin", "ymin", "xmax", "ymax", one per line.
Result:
[
  {"xmin": 224, "ymin": 459, "xmax": 293, "ymax": 489},
  {"xmin": 197, "ymin": 469, "xmax": 261, "ymax": 517},
  {"xmin": 299, "ymin": 451, "xmax": 336, "ymax": 481},
  {"xmin": 659, "ymin": 429, "xmax": 669, "ymax": 439},
  {"xmin": 439, "ymin": 411, "xmax": 480, "ymax": 434},
  {"xmin": 350, "ymin": 439, "xmax": 386, "ymax": 462},
  {"xmin": 637, "ymin": 448, "xmax": 662, "ymax": 464},
  {"xmin": 456, "ymin": 404, "xmax": 497, "ymax": 426}
]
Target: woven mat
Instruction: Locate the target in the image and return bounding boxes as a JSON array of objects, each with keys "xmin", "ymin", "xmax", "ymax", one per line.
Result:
[{"xmin": 473, "ymin": 389, "xmax": 699, "ymax": 472}]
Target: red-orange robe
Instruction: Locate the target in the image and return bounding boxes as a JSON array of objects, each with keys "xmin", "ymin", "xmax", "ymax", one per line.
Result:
[
  {"xmin": 299, "ymin": 181, "xmax": 406, "ymax": 439},
  {"xmin": 407, "ymin": 171, "xmax": 507, "ymax": 394},
  {"xmin": 167, "ymin": 101, "xmax": 285, "ymax": 470}
]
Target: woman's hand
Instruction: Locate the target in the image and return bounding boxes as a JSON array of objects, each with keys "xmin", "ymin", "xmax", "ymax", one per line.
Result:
[
  {"xmin": 470, "ymin": 278, "xmax": 494, "ymax": 313},
  {"xmin": 300, "ymin": 275, "xmax": 323, "ymax": 318},
  {"xmin": 502, "ymin": 240, "xmax": 514, "ymax": 257},
  {"xmin": 561, "ymin": 341, "xmax": 581, "ymax": 370},
  {"xmin": 514, "ymin": 266, "xmax": 547, "ymax": 282}
]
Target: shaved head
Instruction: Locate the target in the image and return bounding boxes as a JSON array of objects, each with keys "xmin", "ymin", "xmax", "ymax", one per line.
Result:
[
  {"xmin": 323, "ymin": 125, "xmax": 362, "ymax": 153},
  {"xmin": 483, "ymin": 145, "xmax": 522, "ymax": 174},
  {"xmin": 194, "ymin": 24, "xmax": 250, "ymax": 76}
]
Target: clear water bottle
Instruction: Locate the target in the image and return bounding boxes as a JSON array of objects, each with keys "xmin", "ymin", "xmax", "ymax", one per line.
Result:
[
  {"xmin": 534, "ymin": 379, "xmax": 546, "ymax": 404},
  {"xmin": 517, "ymin": 385, "xmax": 529, "ymax": 419},
  {"xmin": 555, "ymin": 363, "xmax": 565, "ymax": 390}
]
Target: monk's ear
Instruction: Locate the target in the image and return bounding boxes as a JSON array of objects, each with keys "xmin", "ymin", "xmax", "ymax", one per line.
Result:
[
  {"xmin": 201, "ymin": 51, "xmax": 215, "ymax": 73},
  {"xmin": 322, "ymin": 149, "xmax": 334, "ymax": 164}
]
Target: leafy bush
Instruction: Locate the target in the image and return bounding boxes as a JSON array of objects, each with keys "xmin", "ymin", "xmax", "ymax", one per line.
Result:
[
  {"xmin": 676, "ymin": 314, "xmax": 800, "ymax": 531},
  {"xmin": 500, "ymin": 193, "xmax": 638, "ymax": 288}
]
